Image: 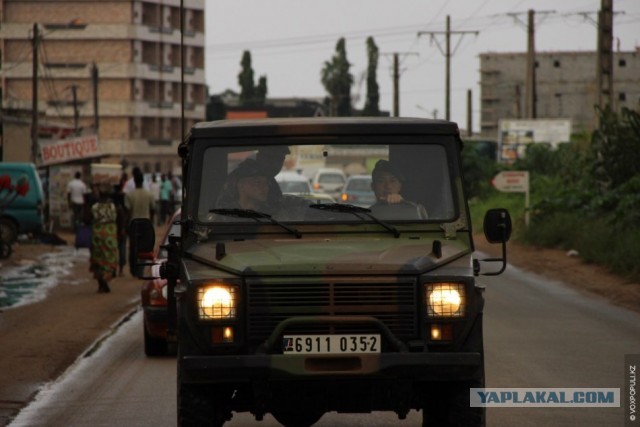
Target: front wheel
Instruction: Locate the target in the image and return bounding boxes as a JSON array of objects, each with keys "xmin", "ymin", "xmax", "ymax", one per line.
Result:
[
  {"xmin": 0, "ymin": 218, "xmax": 18, "ymax": 244},
  {"xmin": 422, "ymin": 380, "xmax": 485, "ymax": 427},
  {"xmin": 0, "ymin": 241, "xmax": 12, "ymax": 259},
  {"xmin": 271, "ymin": 410, "xmax": 324, "ymax": 427},
  {"xmin": 143, "ymin": 323, "xmax": 168, "ymax": 357}
]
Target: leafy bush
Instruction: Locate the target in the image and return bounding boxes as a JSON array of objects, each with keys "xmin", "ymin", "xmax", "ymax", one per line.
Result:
[{"xmin": 475, "ymin": 107, "xmax": 640, "ymax": 280}]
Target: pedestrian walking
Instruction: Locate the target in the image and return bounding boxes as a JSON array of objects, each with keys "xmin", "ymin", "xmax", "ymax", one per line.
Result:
[
  {"xmin": 159, "ymin": 174, "xmax": 172, "ymax": 224},
  {"xmin": 124, "ymin": 171, "xmax": 155, "ymax": 273},
  {"xmin": 66, "ymin": 171, "xmax": 87, "ymax": 230},
  {"xmin": 149, "ymin": 174, "xmax": 161, "ymax": 226},
  {"xmin": 89, "ymin": 183, "xmax": 118, "ymax": 293},
  {"xmin": 112, "ymin": 190, "xmax": 128, "ymax": 277}
]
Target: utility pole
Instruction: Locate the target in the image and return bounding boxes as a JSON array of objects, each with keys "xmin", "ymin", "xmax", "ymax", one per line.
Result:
[
  {"xmin": 466, "ymin": 89, "xmax": 472, "ymax": 137},
  {"xmin": 597, "ymin": 0, "xmax": 614, "ymax": 113},
  {"xmin": 380, "ymin": 52, "xmax": 418, "ymax": 117},
  {"xmin": 393, "ymin": 53, "xmax": 399, "ymax": 117},
  {"xmin": 92, "ymin": 62, "xmax": 99, "ymax": 131},
  {"xmin": 418, "ymin": 16, "xmax": 479, "ymax": 121},
  {"xmin": 526, "ymin": 10, "xmax": 536, "ymax": 119},
  {"xmin": 31, "ymin": 23, "xmax": 40, "ymax": 164},
  {"xmin": 71, "ymin": 85, "xmax": 80, "ymax": 132},
  {"xmin": 507, "ymin": 9, "xmax": 555, "ymax": 119}
]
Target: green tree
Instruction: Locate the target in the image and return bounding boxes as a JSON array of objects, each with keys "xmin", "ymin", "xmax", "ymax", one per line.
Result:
[
  {"xmin": 591, "ymin": 106, "xmax": 640, "ymax": 190},
  {"xmin": 238, "ymin": 51, "xmax": 255, "ymax": 105},
  {"xmin": 255, "ymin": 76, "xmax": 268, "ymax": 104},
  {"xmin": 321, "ymin": 38, "xmax": 353, "ymax": 116},
  {"xmin": 362, "ymin": 37, "xmax": 380, "ymax": 116}
]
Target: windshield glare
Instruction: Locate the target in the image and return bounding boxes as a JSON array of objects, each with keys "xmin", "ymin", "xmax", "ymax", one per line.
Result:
[{"xmin": 197, "ymin": 141, "xmax": 456, "ymax": 224}]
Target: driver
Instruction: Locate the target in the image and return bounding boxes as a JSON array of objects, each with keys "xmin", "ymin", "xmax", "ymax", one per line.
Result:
[{"xmin": 369, "ymin": 159, "xmax": 428, "ymax": 219}]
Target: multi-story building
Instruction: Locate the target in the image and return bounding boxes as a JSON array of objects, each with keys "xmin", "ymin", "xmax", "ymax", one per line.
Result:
[
  {"xmin": 479, "ymin": 50, "xmax": 640, "ymax": 137},
  {"xmin": 0, "ymin": 0, "xmax": 206, "ymax": 174}
]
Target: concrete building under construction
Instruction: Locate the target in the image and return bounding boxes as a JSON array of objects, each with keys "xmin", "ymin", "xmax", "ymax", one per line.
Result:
[{"xmin": 479, "ymin": 50, "xmax": 640, "ymax": 136}]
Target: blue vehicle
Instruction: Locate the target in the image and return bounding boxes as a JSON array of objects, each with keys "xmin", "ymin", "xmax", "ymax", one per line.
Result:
[
  {"xmin": 340, "ymin": 174, "xmax": 375, "ymax": 208},
  {"xmin": 0, "ymin": 163, "xmax": 45, "ymax": 243}
]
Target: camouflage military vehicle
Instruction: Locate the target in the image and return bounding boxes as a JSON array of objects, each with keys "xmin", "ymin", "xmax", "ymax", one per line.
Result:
[{"xmin": 131, "ymin": 117, "xmax": 511, "ymax": 427}]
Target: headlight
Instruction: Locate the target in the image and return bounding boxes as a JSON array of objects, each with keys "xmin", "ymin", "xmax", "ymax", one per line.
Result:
[
  {"xmin": 426, "ymin": 283, "xmax": 465, "ymax": 318},
  {"xmin": 198, "ymin": 285, "xmax": 237, "ymax": 320}
]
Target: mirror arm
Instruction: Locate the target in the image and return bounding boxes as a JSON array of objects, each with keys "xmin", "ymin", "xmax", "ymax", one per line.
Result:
[{"xmin": 480, "ymin": 225, "xmax": 508, "ymax": 276}]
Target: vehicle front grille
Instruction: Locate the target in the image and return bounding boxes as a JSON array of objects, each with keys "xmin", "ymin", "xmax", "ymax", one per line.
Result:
[{"xmin": 247, "ymin": 280, "xmax": 417, "ymax": 342}]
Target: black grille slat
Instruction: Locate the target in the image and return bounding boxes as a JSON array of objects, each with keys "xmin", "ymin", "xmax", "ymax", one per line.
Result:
[{"xmin": 247, "ymin": 281, "xmax": 417, "ymax": 342}]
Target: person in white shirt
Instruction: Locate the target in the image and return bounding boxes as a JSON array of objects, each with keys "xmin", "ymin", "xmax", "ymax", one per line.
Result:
[{"xmin": 67, "ymin": 171, "xmax": 88, "ymax": 229}]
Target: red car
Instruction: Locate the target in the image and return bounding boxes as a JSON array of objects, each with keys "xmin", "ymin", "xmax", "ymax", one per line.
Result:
[{"xmin": 141, "ymin": 210, "xmax": 180, "ymax": 356}]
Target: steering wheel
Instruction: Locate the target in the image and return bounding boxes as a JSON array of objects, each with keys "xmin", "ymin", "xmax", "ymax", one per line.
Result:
[{"xmin": 370, "ymin": 199, "xmax": 424, "ymax": 220}]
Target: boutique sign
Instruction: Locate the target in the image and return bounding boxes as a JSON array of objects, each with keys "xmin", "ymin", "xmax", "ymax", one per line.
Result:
[{"xmin": 38, "ymin": 134, "xmax": 102, "ymax": 166}]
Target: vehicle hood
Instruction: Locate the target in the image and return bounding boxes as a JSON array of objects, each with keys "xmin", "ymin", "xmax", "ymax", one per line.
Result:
[{"xmin": 187, "ymin": 236, "xmax": 471, "ymax": 276}]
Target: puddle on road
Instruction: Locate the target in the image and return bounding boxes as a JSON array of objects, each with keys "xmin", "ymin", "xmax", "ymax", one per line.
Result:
[{"xmin": 0, "ymin": 247, "xmax": 89, "ymax": 309}]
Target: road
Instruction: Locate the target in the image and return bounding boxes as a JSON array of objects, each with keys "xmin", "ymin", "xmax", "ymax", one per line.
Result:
[{"xmin": 9, "ymin": 263, "xmax": 640, "ymax": 427}]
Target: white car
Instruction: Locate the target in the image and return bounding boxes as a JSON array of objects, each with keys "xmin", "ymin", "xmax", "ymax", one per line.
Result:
[
  {"xmin": 311, "ymin": 168, "xmax": 346, "ymax": 199},
  {"xmin": 275, "ymin": 171, "xmax": 313, "ymax": 195}
]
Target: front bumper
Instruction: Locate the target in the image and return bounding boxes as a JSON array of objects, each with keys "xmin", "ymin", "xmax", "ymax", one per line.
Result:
[{"xmin": 181, "ymin": 351, "xmax": 481, "ymax": 383}]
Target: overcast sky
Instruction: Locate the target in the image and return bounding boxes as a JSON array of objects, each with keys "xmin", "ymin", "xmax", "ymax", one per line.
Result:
[{"xmin": 205, "ymin": 0, "xmax": 640, "ymax": 129}]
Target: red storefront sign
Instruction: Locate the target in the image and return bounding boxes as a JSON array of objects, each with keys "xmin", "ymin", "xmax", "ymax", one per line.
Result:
[{"xmin": 39, "ymin": 134, "xmax": 102, "ymax": 166}]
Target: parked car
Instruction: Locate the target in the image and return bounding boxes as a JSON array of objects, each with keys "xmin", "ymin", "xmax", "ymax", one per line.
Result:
[
  {"xmin": 275, "ymin": 171, "xmax": 313, "ymax": 195},
  {"xmin": 0, "ymin": 163, "xmax": 45, "ymax": 243},
  {"xmin": 140, "ymin": 209, "xmax": 181, "ymax": 356},
  {"xmin": 311, "ymin": 167, "xmax": 346, "ymax": 199},
  {"xmin": 340, "ymin": 175, "xmax": 375, "ymax": 207}
]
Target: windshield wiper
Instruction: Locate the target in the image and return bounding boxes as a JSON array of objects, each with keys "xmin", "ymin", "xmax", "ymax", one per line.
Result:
[
  {"xmin": 209, "ymin": 208, "xmax": 302, "ymax": 239},
  {"xmin": 309, "ymin": 203, "xmax": 400, "ymax": 238}
]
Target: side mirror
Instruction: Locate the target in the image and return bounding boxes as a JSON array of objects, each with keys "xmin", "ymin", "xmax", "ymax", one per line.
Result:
[
  {"xmin": 129, "ymin": 218, "xmax": 156, "ymax": 278},
  {"xmin": 483, "ymin": 208, "xmax": 512, "ymax": 243},
  {"xmin": 478, "ymin": 208, "xmax": 512, "ymax": 276}
]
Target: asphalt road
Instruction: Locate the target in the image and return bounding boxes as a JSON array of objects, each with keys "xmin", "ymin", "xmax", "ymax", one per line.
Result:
[{"xmin": 10, "ymin": 263, "xmax": 640, "ymax": 427}]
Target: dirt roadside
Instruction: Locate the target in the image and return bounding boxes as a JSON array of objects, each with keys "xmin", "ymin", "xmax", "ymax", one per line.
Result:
[
  {"xmin": 0, "ymin": 231, "xmax": 638, "ymax": 426},
  {"xmin": 0, "ymin": 232, "xmax": 143, "ymax": 427}
]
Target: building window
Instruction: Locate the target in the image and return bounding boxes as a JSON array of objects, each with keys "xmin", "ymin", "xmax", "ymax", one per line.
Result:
[
  {"xmin": 553, "ymin": 60, "xmax": 560, "ymax": 68},
  {"xmin": 619, "ymin": 59, "xmax": 626, "ymax": 67},
  {"xmin": 619, "ymin": 93, "xmax": 626, "ymax": 101}
]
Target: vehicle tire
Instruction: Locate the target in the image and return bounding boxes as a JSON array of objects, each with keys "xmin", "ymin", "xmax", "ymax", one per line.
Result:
[
  {"xmin": 271, "ymin": 410, "xmax": 324, "ymax": 427},
  {"xmin": 422, "ymin": 379, "xmax": 485, "ymax": 427},
  {"xmin": 143, "ymin": 323, "xmax": 168, "ymax": 357},
  {"xmin": 423, "ymin": 316, "xmax": 486, "ymax": 427},
  {"xmin": 0, "ymin": 241, "xmax": 12, "ymax": 259},
  {"xmin": 177, "ymin": 322, "xmax": 233, "ymax": 427},
  {"xmin": 0, "ymin": 218, "xmax": 19, "ymax": 244}
]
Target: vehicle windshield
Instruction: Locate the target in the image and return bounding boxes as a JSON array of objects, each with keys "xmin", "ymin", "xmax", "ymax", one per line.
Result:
[{"xmin": 195, "ymin": 139, "xmax": 457, "ymax": 225}]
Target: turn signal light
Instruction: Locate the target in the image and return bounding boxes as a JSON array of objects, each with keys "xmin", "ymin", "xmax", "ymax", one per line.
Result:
[
  {"xmin": 212, "ymin": 326, "xmax": 234, "ymax": 344},
  {"xmin": 430, "ymin": 324, "xmax": 453, "ymax": 341}
]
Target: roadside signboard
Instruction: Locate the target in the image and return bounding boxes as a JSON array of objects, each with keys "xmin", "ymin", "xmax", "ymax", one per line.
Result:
[
  {"xmin": 492, "ymin": 171, "xmax": 530, "ymax": 226},
  {"xmin": 38, "ymin": 134, "xmax": 102, "ymax": 166},
  {"xmin": 498, "ymin": 119, "xmax": 571, "ymax": 162},
  {"xmin": 492, "ymin": 171, "xmax": 529, "ymax": 192}
]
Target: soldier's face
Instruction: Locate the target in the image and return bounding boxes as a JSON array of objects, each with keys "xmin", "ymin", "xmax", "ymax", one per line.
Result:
[
  {"xmin": 372, "ymin": 171, "xmax": 402, "ymax": 199},
  {"xmin": 238, "ymin": 175, "xmax": 269, "ymax": 205}
]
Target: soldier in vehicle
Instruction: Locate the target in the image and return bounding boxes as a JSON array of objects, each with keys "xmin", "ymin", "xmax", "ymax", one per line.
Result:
[
  {"xmin": 216, "ymin": 146, "xmax": 290, "ymax": 214},
  {"xmin": 216, "ymin": 159, "xmax": 273, "ymax": 212},
  {"xmin": 369, "ymin": 159, "xmax": 428, "ymax": 219}
]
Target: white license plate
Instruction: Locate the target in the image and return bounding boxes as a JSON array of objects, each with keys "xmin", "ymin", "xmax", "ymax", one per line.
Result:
[{"xmin": 282, "ymin": 334, "xmax": 381, "ymax": 354}]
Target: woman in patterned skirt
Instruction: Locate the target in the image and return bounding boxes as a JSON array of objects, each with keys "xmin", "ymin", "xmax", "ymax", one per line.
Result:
[{"xmin": 90, "ymin": 184, "xmax": 119, "ymax": 293}]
